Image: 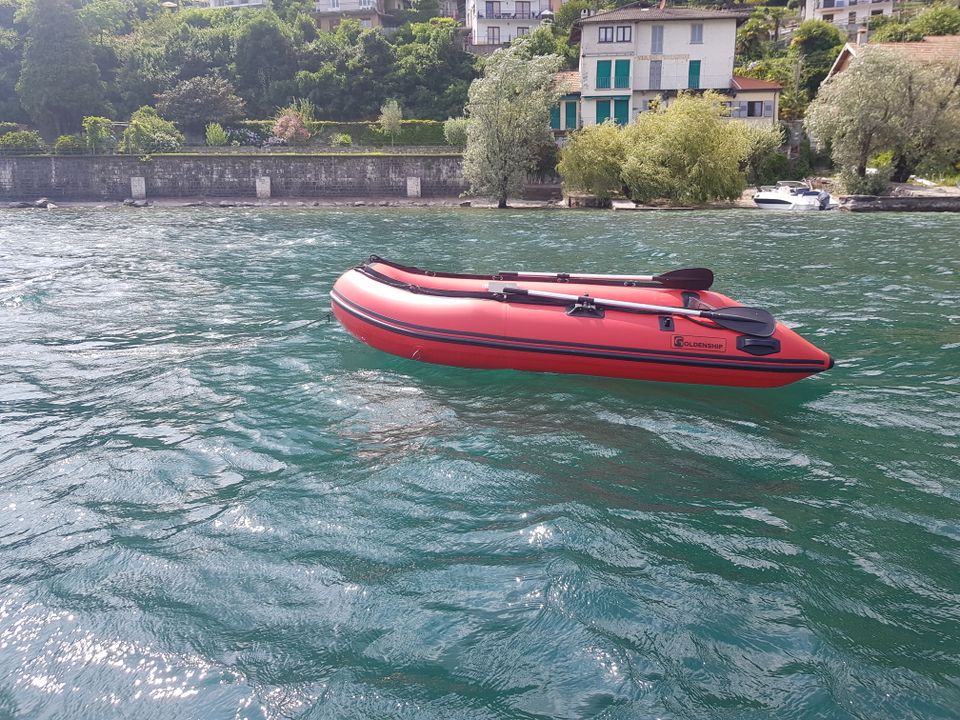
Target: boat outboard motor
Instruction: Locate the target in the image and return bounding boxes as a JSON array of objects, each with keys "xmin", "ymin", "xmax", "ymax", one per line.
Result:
[{"xmin": 817, "ymin": 190, "xmax": 830, "ymax": 210}]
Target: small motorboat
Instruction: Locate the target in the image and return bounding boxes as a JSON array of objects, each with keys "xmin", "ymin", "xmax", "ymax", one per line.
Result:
[
  {"xmin": 753, "ymin": 181, "xmax": 835, "ymax": 211},
  {"xmin": 330, "ymin": 257, "xmax": 834, "ymax": 388}
]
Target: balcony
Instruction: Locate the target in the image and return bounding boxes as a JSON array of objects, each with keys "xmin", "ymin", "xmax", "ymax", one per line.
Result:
[{"xmin": 476, "ymin": 11, "xmax": 540, "ymax": 19}]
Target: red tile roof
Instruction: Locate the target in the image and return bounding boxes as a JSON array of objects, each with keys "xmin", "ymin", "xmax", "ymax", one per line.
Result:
[
  {"xmin": 553, "ymin": 70, "xmax": 582, "ymax": 94},
  {"xmin": 732, "ymin": 75, "xmax": 783, "ymax": 91}
]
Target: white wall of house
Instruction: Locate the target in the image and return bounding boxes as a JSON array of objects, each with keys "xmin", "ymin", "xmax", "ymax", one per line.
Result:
[
  {"xmin": 207, "ymin": 0, "xmax": 267, "ymax": 8},
  {"xmin": 802, "ymin": 0, "xmax": 896, "ymax": 29},
  {"xmin": 465, "ymin": 0, "xmax": 552, "ymax": 45},
  {"xmin": 578, "ymin": 15, "xmax": 738, "ymax": 126}
]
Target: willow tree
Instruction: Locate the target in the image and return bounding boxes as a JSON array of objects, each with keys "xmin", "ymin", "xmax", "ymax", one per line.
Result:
[
  {"xmin": 462, "ymin": 42, "xmax": 561, "ymax": 208},
  {"xmin": 620, "ymin": 92, "xmax": 749, "ymax": 204}
]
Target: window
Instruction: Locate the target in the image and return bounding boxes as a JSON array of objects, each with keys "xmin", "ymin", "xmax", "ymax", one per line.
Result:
[
  {"xmin": 690, "ymin": 23, "xmax": 703, "ymax": 44},
  {"xmin": 651, "ymin": 24, "xmax": 663, "ymax": 54},
  {"xmin": 359, "ymin": 0, "xmax": 371, "ymax": 6},
  {"xmin": 485, "ymin": 1, "xmax": 500, "ymax": 17},
  {"xmin": 565, "ymin": 101, "xmax": 577, "ymax": 130},
  {"xmin": 596, "ymin": 99, "xmax": 610, "ymax": 124},
  {"xmin": 615, "ymin": 25, "xmax": 632, "ymax": 42},
  {"xmin": 614, "ymin": 59, "xmax": 630, "ymax": 89},
  {"xmin": 360, "ymin": 18, "xmax": 372, "ymax": 27},
  {"xmin": 688, "ymin": 59, "xmax": 700, "ymax": 89},
  {"xmin": 848, "ymin": 11, "xmax": 856, "ymax": 24},
  {"xmin": 649, "ymin": 59, "xmax": 662, "ymax": 90},
  {"xmin": 550, "ymin": 105, "xmax": 561, "ymax": 130},
  {"xmin": 599, "ymin": 26, "xmax": 614, "ymax": 43},
  {"xmin": 747, "ymin": 101, "xmax": 764, "ymax": 117},
  {"xmin": 330, "ymin": 0, "xmax": 339, "ymax": 8},
  {"xmin": 516, "ymin": 1, "xmax": 530, "ymax": 18},
  {"xmin": 516, "ymin": 26, "xmax": 529, "ymax": 36},
  {"xmin": 871, "ymin": 8, "xmax": 882, "ymax": 15},
  {"xmin": 487, "ymin": 26, "xmax": 500, "ymax": 44},
  {"xmin": 596, "ymin": 59, "xmax": 611, "ymax": 89},
  {"xmin": 823, "ymin": 13, "xmax": 834, "ymax": 22}
]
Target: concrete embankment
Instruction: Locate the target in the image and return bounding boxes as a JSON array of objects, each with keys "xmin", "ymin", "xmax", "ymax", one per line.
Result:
[
  {"xmin": 839, "ymin": 194, "xmax": 960, "ymax": 212},
  {"xmin": 0, "ymin": 154, "xmax": 469, "ymax": 201}
]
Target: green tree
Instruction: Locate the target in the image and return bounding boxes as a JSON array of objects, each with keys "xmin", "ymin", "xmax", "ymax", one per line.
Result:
[
  {"xmin": 78, "ymin": 0, "xmax": 131, "ymax": 45},
  {"xmin": 806, "ymin": 47, "xmax": 960, "ymax": 186},
  {"xmin": 0, "ymin": 0, "xmax": 26, "ymax": 121},
  {"xmin": 16, "ymin": 0, "xmax": 103, "ymax": 139},
  {"xmin": 378, "ymin": 99, "xmax": 402, "ymax": 144},
  {"xmin": 232, "ymin": 12, "xmax": 297, "ymax": 117},
  {"xmin": 156, "ymin": 75, "xmax": 245, "ymax": 132},
  {"xmin": 462, "ymin": 41, "xmax": 561, "ymax": 207},
  {"xmin": 620, "ymin": 92, "xmax": 750, "ymax": 204},
  {"xmin": 391, "ymin": 18, "xmax": 476, "ymax": 119},
  {"xmin": 556, "ymin": 121, "xmax": 626, "ymax": 201},
  {"xmin": 789, "ymin": 20, "xmax": 844, "ymax": 97}
]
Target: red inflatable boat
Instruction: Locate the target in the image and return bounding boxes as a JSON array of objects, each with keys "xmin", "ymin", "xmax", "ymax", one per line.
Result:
[{"xmin": 330, "ymin": 257, "xmax": 833, "ymax": 388}]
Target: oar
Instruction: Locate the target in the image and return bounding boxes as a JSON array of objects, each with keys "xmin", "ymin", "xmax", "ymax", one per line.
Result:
[
  {"xmin": 490, "ymin": 284, "xmax": 776, "ymax": 337},
  {"xmin": 497, "ymin": 267, "xmax": 714, "ymax": 290}
]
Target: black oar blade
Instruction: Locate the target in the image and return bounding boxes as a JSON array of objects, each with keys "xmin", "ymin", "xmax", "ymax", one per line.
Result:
[
  {"xmin": 653, "ymin": 267, "xmax": 714, "ymax": 290},
  {"xmin": 703, "ymin": 306, "xmax": 777, "ymax": 337}
]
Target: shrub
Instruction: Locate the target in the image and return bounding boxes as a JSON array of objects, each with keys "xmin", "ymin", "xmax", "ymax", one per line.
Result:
[
  {"xmin": 839, "ymin": 166, "xmax": 892, "ymax": 195},
  {"xmin": 155, "ymin": 76, "xmax": 246, "ymax": 131},
  {"xmin": 0, "ymin": 122, "xmax": 21, "ymax": 135},
  {"xmin": 119, "ymin": 106, "xmax": 183, "ymax": 154},
  {"xmin": 52, "ymin": 134, "xmax": 86, "ymax": 154},
  {"xmin": 233, "ymin": 119, "xmax": 447, "ymax": 146},
  {"xmin": 443, "ymin": 117, "xmax": 468, "ymax": 148},
  {"xmin": 226, "ymin": 126, "xmax": 265, "ymax": 147},
  {"xmin": 272, "ymin": 110, "xmax": 310, "ymax": 145},
  {"xmin": 205, "ymin": 122, "xmax": 229, "ymax": 147},
  {"xmin": 0, "ymin": 130, "xmax": 45, "ymax": 155},
  {"xmin": 82, "ymin": 116, "xmax": 115, "ymax": 154},
  {"xmin": 330, "ymin": 133, "xmax": 352, "ymax": 146}
]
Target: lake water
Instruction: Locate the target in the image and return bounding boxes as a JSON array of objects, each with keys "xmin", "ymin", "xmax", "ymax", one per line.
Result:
[{"xmin": 1, "ymin": 208, "xmax": 958, "ymax": 720}]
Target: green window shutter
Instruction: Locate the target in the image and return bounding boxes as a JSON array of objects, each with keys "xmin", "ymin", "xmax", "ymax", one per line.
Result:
[
  {"xmin": 550, "ymin": 104, "xmax": 561, "ymax": 130},
  {"xmin": 596, "ymin": 60, "xmax": 611, "ymax": 89},
  {"xmin": 614, "ymin": 59, "xmax": 630, "ymax": 89},
  {"xmin": 596, "ymin": 99, "xmax": 610, "ymax": 124},
  {"xmin": 614, "ymin": 98, "xmax": 629, "ymax": 125},
  {"xmin": 565, "ymin": 101, "xmax": 577, "ymax": 130},
  {"xmin": 688, "ymin": 60, "xmax": 701, "ymax": 90}
]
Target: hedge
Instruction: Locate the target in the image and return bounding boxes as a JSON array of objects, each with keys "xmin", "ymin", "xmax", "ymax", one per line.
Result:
[{"xmin": 233, "ymin": 119, "xmax": 447, "ymax": 146}]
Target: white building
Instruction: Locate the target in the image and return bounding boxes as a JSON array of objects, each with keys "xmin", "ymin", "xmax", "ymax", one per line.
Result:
[
  {"xmin": 567, "ymin": 6, "xmax": 778, "ymax": 127},
  {"xmin": 206, "ymin": 0, "xmax": 267, "ymax": 8},
  {"xmin": 801, "ymin": 0, "xmax": 897, "ymax": 33},
  {"xmin": 465, "ymin": 0, "xmax": 553, "ymax": 46}
]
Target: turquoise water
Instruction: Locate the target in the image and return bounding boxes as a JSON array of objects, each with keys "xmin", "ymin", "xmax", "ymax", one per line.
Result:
[{"xmin": 0, "ymin": 208, "xmax": 958, "ymax": 720}]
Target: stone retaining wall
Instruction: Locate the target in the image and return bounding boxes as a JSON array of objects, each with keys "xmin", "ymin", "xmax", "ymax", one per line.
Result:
[{"xmin": 0, "ymin": 154, "xmax": 468, "ymax": 201}]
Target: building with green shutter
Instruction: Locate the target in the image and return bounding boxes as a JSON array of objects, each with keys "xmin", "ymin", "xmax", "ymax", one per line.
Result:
[{"xmin": 562, "ymin": 6, "xmax": 781, "ymax": 129}]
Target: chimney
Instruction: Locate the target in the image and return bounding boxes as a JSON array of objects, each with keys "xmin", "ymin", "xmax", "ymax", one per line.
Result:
[{"xmin": 856, "ymin": 25, "xmax": 867, "ymax": 46}]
